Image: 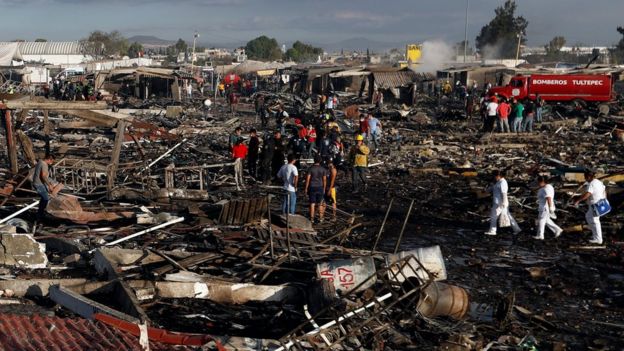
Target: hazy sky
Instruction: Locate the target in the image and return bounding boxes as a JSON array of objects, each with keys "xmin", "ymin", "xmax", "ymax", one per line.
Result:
[{"xmin": 1, "ymin": 0, "xmax": 622, "ymax": 47}]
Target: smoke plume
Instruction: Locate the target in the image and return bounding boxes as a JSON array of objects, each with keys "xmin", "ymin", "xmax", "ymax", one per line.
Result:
[{"xmin": 415, "ymin": 40, "xmax": 454, "ymax": 73}]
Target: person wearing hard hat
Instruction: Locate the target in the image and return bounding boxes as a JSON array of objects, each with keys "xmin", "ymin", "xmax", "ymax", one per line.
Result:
[
  {"xmin": 348, "ymin": 134, "xmax": 370, "ymax": 192},
  {"xmin": 442, "ymin": 80, "xmax": 452, "ymax": 96}
]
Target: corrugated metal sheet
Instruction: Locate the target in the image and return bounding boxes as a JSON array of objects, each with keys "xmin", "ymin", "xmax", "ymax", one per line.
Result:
[
  {"xmin": 0, "ymin": 314, "xmax": 193, "ymax": 351},
  {"xmin": 0, "ymin": 41, "xmax": 85, "ymax": 55},
  {"xmin": 372, "ymin": 70, "xmax": 419, "ymax": 89}
]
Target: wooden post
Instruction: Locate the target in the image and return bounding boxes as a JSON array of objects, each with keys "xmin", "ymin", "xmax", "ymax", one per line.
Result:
[
  {"xmin": 43, "ymin": 110, "xmax": 49, "ymax": 135},
  {"xmin": 107, "ymin": 120, "xmax": 126, "ymax": 198},
  {"xmin": 4, "ymin": 110, "xmax": 18, "ymax": 174}
]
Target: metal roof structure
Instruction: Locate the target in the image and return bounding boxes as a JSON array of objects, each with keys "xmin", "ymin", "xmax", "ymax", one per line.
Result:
[{"xmin": 0, "ymin": 41, "xmax": 85, "ymax": 55}]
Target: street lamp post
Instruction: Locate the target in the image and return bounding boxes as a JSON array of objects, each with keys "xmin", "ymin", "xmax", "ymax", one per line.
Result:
[
  {"xmin": 463, "ymin": 0, "xmax": 468, "ymax": 63},
  {"xmin": 191, "ymin": 31, "xmax": 199, "ymax": 76}
]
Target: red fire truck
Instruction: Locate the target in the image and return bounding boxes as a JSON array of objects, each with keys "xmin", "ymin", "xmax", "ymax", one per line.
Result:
[{"xmin": 489, "ymin": 74, "xmax": 614, "ymax": 106}]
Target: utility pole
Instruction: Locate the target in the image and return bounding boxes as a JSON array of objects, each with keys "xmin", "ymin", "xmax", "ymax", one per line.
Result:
[
  {"xmin": 191, "ymin": 31, "xmax": 199, "ymax": 76},
  {"xmin": 515, "ymin": 33, "xmax": 522, "ymax": 67},
  {"xmin": 463, "ymin": 0, "xmax": 469, "ymax": 63}
]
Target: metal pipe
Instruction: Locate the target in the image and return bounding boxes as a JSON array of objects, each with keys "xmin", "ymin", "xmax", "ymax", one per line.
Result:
[
  {"xmin": 464, "ymin": 0, "xmax": 469, "ymax": 63},
  {"xmin": 394, "ymin": 199, "xmax": 415, "ymax": 254},
  {"xmin": 267, "ymin": 195, "xmax": 274, "ymax": 259},
  {"xmin": 372, "ymin": 198, "xmax": 394, "ymax": 252},
  {"xmin": 0, "ymin": 201, "xmax": 40, "ymax": 224},
  {"xmin": 104, "ymin": 217, "xmax": 184, "ymax": 247},
  {"xmin": 147, "ymin": 138, "xmax": 188, "ymax": 169}
]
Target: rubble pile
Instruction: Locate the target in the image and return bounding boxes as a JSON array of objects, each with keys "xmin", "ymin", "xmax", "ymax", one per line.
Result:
[{"xmin": 0, "ymin": 89, "xmax": 622, "ymax": 351}]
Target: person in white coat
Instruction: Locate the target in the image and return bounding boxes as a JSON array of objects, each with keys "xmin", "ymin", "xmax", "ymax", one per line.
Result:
[
  {"xmin": 485, "ymin": 170, "xmax": 521, "ymax": 235},
  {"xmin": 533, "ymin": 176, "xmax": 563, "ymax": 240},
  {"xmin": 573, "ymin": 170, "xmax": 607, "ymax": 244}
]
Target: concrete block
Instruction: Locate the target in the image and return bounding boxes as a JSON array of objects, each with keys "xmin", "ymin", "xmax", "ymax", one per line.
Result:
[{"xmin": 0, "ymin": 233, "xmax": 48, "ymax": 269}]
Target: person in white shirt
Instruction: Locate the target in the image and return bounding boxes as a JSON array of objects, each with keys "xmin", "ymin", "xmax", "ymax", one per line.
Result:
[
  {"xmin": 485, "ymin": 170, "xmax": 521, "ymax": 236},
  {"xmin": 277, "ymin": 154, "xmax": 299, "ymax": 215},
  {"xmin": 485, "ymin": 97, "xmax": 499, "ymax": 132},
  {"xmin": 574, "ymin": 170, "xmax": 607, "ymax": 244},
  {"xmin": 533, "ymin": 176, "xmax": 563, "ymax": 240}
]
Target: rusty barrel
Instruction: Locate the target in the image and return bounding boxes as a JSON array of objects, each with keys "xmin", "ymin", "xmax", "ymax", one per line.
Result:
[{"xmin": 416, "ymin": 282, "xmax": 470, "ymax": 320}]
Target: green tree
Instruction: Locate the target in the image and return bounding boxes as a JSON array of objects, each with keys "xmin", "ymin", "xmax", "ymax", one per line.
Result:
[
  {"xmin": 545, "ymin": 36, "xmax": 566, "ymax": 55},
  {"xmin": 175, "ymin": 38, "xmax": 188, "ymax": 54},
  {"xmin": 127, "ymin": 42, "xmax": 144, "ymax": 58},
  {"xmin": 81, "ymin": 30, "xmax": 129, "ymax": 58},
  {"xmin": 612, "ymin": 26, "xmax": 624, "ymax": 64},
  {"xmin": 245, "ymin": 35, "xmax": 282, "ymax": 61},
  {"xmin": 475, "ymin": 0, "xmax": 528, "ymax": 59},
  {"xmin": 34, "ymin": 38, "xmax": 47, "ymax": 42},
  {"xmin": 285, "ymin": 41, "xmax": 323, "ymax": 63}
]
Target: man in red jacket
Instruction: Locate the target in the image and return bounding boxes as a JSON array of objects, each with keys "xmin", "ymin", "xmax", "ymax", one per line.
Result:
[{"xmin": 232, "ymin": 140, "xmax": 248, "ymax": 190}]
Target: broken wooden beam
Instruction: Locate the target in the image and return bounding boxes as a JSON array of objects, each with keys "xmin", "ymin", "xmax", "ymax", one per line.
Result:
[{"xmin": 5, "ymin": 100, "xmax": 107, "ymax": 110}]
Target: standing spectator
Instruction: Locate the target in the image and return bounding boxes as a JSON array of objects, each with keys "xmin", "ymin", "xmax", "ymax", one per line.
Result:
[
  {"xmin": 277, "ymin": 154, "xmax": 299, "ymax": 215},
  {"xmin": 359, "ymin": 115, "xmax": 369, "ymax": 139},
  {"xmin": 229, "ymin": 127, "xmax": 242, "ymax": 151},
  {"xmin": 511, "ymin": 99, "xmax": 524, "ymax": 133},
  {"xmin": 536, "ymin": 95, "xmax": 544, "ymax": 123},
  {"xmin": 247, "ymin": 129, "xmax": 260, "ymax": 180},
  {"xmin": 497, "ymin": 98, "xmax": 511, "ymax": 133},
  {"xmin": 485, "ymin": 96, "xmax": 499, "ymax": 133},
  {"xmin": 304, "ymin": 156, "xmax": 328, "ymax": 223},
  {"xmin": 232, "ymin": 139, "xmax": 248, "ymax": 190},
  {"xmin": 523, "ymin": 99, "xmax": 535, "ymax": 132},
  {"xmin": 324, "ymin": 159, "xmax": 339, "ymax": 222},
  {"xmin": 271, "ymin": 131, "xmax": 286, "ymax": 180}
]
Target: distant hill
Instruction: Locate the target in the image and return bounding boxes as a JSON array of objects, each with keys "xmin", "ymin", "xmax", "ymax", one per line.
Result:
[{"xmin": 127, "ymin": 35, "xmax": 175, "ymax": 47}]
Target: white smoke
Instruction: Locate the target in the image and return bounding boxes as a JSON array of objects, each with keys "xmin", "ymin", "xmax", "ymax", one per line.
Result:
[{"xmin": 415, "ymin": 40, "xmax": 455, "ymax": 73}]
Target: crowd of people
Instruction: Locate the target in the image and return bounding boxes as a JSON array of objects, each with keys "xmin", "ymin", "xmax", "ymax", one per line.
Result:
[
  {"xmin": 227, "ymin": 93, "xmax": 384, "ymax": 224},
  {"xmin": 221, "ymin": 87, "xmax": 610, "ymax": 245},
  {"xmin": 482, "ymin": 95, "xmax": 544, "ymax": 133}
]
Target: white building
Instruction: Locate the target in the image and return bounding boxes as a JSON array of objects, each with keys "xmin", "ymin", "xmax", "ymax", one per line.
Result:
[{"xmin": 0, "ymin": 41, "xmax": 92, "ymax": 65}]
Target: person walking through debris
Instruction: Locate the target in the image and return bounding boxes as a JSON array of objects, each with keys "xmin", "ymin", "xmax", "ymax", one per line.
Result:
[
  {"xmin": 511, "ymin": 99, "xmax": 524, "ymax": 133},
  {"xmin": 349, "ymin": 134, "xmax": 370, "ymax": 192},
  {"xmin": 278, "ymin": 154, "xmax": 299, "ymax": 215},
  {"xmin": 372, "ymin": 88, "xmax": 384, "ymax": 109},
  {"xmin": 271, "ymin": 131, "xmax": 286, "ymax": 181},
  {"xmin": 522, "ymin": 99, "xmax": 535, "ymax": 132},
  {"xmin": 485, "ymin": 170, "xmax": 521, "ymax": 236},
  {"xmin": 247, "ymin": 129, "xmax": 260, "ymax": 180},
  {"xmin": 367, "ymin": 114, "xmax": 382, "ymax": 152},
  {"xmin": 228, "ymin": 90, "xmax": 239, "ymax": 115},
  {"xmin": 275, "ymin": 105, "xmax": 288, "ymax": 135},
  {"xmin": 534, "ymin": 176, "xmax": 563, "ymax": 240},
  {"xmin": 324, "ymin": 159, "xmax": 338, "ymax": 222},
  {"xmin": 497, "ymin": 98, "xmax": 511, "ymax": 133},
  {"xmin": 485, "ymin": 96, "xmax": 499, "ymax": 133},
  {"xmin": 305, "ymin": 155, "xmax": 328, "ymax": 223},
  {"xmin": 232, "ymin": 139, "xmax": 248, "ymax": 190},
  {"xmin": 442, "ymin": 81, "xmax": 452, "ymax": 96},
  {"xmin": 33, "ymin": 153, "xmax": 55, "ymax": 221},
  {"xmin": 573, "ymin": 170, "xmax": 608, "ymax": 245},
  {"xmin": 305, "ymin": 124, "xmax": 317, "ymax": 158},
  {"xmin": 359, "ymin": 114, "xmax": 369, "ymax": 140}
]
